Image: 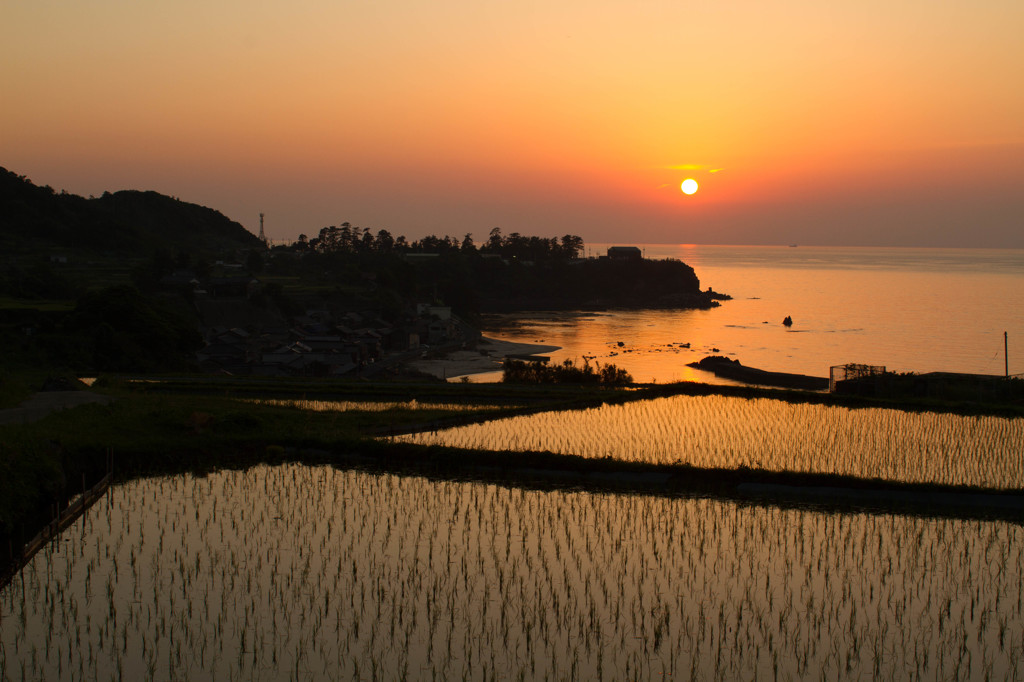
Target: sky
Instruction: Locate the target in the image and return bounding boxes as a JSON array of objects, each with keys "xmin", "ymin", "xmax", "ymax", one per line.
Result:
[{"xmin": 3, "ymin": 1, "xmax": 1023, "ymax": 247}]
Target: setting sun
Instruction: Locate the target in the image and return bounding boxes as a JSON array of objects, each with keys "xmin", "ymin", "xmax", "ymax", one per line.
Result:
[{"xmin": 681, "ymin": 178, "xmax": 699, "ymax": 195}]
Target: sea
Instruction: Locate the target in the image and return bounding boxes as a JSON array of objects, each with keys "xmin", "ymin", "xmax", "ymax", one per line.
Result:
[{"xmin": 478, "ymin": 244, "xmax": 1024, "ymax": 384}]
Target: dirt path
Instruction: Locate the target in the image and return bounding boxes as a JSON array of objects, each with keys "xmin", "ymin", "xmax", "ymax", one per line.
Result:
[{"xmin": 0, "ymin": 391, "xmax": 114, "ymax": 425}]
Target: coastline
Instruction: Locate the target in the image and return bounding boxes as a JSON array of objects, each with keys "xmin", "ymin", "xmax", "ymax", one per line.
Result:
[
  {"xmin": 407, "ymin": 336, "xmax": 561, "ymax": 380},
  {"xmin": 687, "ymin": 356, "xmax": 830, "ymax": 391}
]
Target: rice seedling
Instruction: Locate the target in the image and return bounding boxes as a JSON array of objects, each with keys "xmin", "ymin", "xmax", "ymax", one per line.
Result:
[
  {"xmin": 1, "ymin": 465, "xmax": 1021, "ymax": 679},
  {"xmin": 244, "ymin": 398, "xmax": 512, "ymax": 413},
  {"xmin": 393, "ymin": 394, "xmax": 1024, "ymax": 488}
]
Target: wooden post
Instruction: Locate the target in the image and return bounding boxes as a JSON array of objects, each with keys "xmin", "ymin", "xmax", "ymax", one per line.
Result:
[{"xmin": 1006, "ymin": 331, "xmax": 1009, "ymax": 378}]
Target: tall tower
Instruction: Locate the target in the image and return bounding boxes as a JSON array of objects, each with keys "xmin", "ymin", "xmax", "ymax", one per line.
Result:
[{"xmin": 258, "ymin": 212, "xmax": 267, "ymax": 245}]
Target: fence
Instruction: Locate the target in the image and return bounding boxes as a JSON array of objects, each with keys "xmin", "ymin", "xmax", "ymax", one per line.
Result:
[{"xmin": 829, "ymin": 363, "xmax": 887, "ymax": 393}]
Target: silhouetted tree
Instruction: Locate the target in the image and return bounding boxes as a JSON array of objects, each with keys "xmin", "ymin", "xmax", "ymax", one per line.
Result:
[
  {"xmin": 560, "ymin": 234, "xmax": 584, "ymax": 259},
  {"xmin": 502, "ymin": 358, "xmax": 632, "ymax": 385},
  {"xmin": 339, "ymin": 222, "xmax": 353, "ymax": 250},
  {"xmin": 375, "ymin": 229, "xmax": 395, "ymax": 252},
  {"xmin": 486, "ymin": 227, "xmax": 503, "ymax": 251},
  {"xmin": 360, "ymin": 228, "xmax": 375, "ymax": 251}
]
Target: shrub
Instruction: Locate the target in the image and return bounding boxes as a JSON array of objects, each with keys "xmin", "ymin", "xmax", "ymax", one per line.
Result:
[{"xmin": 501, "ymin": 358, "xmax": 632, "ymax": 386}]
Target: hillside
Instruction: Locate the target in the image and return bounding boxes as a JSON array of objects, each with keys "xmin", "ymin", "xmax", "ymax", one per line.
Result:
[{"xmin": 0, "ymin": 167, "xmax": 261, "ymax": 257}]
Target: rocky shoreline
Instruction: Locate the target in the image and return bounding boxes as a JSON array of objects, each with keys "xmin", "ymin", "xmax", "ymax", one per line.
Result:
[{"xmin": 687, "ymin": 356, "xmax": 830, "ymax": 391}]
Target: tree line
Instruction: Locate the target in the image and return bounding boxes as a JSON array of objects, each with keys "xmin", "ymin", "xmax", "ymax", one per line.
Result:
[
  {"xmin": 288, "ymin": 224, "xmax": 584, "ymax": 262},
  {"xmin": 502, "ymin": 358, "xmax": 633, "ymax": 386}
]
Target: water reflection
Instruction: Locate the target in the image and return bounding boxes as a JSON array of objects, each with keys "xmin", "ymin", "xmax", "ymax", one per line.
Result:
[
  {"xmin": 483, "ymin": 245, "xmax": 1024, "ymax": 380},
  {"xmin": 395, "ymin": 394, "xmax": 1024, "ymax": 488},
  {"xmin": 484, "ymin": 310, "xmax": 747, "ymax": 385},
  {"xmin": 2, "ymin": 465, "xmax": 1021, "ymax": 680}
]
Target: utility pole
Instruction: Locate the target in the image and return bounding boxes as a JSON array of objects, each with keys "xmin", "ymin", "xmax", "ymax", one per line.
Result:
[{"xmin": 258, "ymin": 212, "xmax": 267, "ymax": 245}]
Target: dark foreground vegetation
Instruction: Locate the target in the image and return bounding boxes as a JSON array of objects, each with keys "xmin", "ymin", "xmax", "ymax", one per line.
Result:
[{"xmin": 502, "ymin": 358, "xmax": 633, "ymax": 386}]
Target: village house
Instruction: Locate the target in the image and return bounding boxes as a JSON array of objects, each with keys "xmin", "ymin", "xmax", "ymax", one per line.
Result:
[{"xmin": 606, "ymin": 246, "xmax": 643, "ymax": 261}]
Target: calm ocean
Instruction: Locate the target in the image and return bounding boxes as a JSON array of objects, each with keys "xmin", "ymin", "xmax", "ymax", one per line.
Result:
[{"xmin": 481, "ymin": 245, "xmax": 1024, "ymax": 384}]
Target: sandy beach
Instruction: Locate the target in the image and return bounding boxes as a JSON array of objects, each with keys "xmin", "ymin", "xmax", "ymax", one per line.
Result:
[{"xmin": 407, "ymin": 337, "xmax": 561, "ymax": 380}]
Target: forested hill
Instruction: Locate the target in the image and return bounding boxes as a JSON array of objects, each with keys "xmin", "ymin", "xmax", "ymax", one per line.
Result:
[
  {"xmin": 269, "ymin": 227, "xmax": 726, "ymax": 316},
  {"xmin": 0, "ymin": 167, "xmax": 261, "ymax": 256}
]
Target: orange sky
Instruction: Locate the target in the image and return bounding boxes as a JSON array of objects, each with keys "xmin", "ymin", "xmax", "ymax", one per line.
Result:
[{"xmin": 3, "ymin": 1, "xmax": 1023, "ymax": 246}]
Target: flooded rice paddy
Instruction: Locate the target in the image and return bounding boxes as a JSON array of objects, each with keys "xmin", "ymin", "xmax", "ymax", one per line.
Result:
[
  {"xmin": 245, "ymin": 398, "xmax": 511, "ymax": 413},
  {"xmin": 3, "ymin": 464, "xmax": 1023, "ymax": 680},
  {"xmin": 394, "ymin": 394, "xmax": 1024, "ymax": 489}
]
